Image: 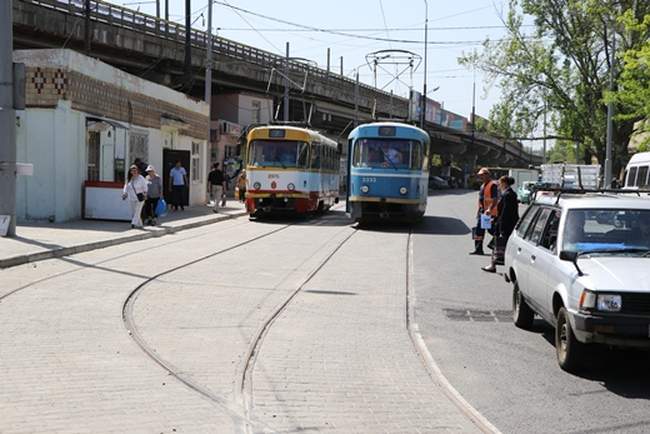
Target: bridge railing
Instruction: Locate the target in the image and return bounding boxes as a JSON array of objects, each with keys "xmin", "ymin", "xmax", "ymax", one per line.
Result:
[{"xmin": 24, "ymin": 0, "xmax": 397, "ymax": 101}]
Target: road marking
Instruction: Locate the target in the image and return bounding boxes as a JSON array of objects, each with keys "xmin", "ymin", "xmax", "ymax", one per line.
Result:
[{"xmin": 406, "ymin": 232, "xmax": 502, "ymax": 434}]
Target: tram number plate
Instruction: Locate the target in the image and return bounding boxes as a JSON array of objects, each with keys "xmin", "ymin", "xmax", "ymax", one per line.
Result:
[
  {"xmin": 267, "ymin": 174, "xmax": 280, "ymax": 179},
  {"xmin": 361, "ymin": 177, "xmax": 377, "ymax": 183}
]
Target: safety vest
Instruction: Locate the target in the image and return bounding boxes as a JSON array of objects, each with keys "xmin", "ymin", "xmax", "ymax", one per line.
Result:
[{"xmin": 479, "ymin": 180, "xmax": 499, "ymax": 217}]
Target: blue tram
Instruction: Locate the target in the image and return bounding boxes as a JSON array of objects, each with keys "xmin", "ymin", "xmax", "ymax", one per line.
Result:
[{"xmin": 346, "ymin": 122, "xmax": 430, "ymax": 223}]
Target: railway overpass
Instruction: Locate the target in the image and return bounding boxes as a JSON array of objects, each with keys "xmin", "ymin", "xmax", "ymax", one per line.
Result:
[{"xmin": 12, "ymin": 0, "xmax": 543, "ymax": 168}]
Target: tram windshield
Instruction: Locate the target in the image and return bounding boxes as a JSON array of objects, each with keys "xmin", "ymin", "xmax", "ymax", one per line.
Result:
[
  {"xmin": 353, "ymin": 139, "xmax": 422, "ymax": 169},
  {"xmin": 249, "ymin": 140, "xmax": 309, "ymax": 168}
]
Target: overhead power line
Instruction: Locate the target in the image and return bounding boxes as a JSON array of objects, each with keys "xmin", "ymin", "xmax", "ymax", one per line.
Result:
[
  {"xmin": 212, "ymin": 1, "xmax": 538, "ymax": 45},
  {"xmin": 215, "ymin": 25, "xmax": 532, "ymax": 32}
]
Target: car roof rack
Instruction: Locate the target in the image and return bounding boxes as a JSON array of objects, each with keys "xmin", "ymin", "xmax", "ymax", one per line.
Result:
[{"xmin": 531, "ymin": 186, "xmax": 650, "ymax": 205}]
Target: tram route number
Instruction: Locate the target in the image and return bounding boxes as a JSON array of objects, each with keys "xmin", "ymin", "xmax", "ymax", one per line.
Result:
[
  {"xmin": 361, "ymin": 177, "xmax": 377, "ymax": 183},
  {"xmin": 267, "ymin": 174, "xmax": 280, "ymax": 179}
]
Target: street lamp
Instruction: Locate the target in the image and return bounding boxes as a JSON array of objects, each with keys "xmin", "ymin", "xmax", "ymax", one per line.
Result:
[{"xmin": 420, "ymin": 0, "xmax": 428, "ymax": 128}]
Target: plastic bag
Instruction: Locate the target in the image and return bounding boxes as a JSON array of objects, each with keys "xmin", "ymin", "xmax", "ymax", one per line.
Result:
[
  {"xmin": 155, "ymin": 198, "xmax": 168, "ymax": 217},
  {"xmin": 480, "ymin": 213, "xmax": 492, "ymax": 230}
]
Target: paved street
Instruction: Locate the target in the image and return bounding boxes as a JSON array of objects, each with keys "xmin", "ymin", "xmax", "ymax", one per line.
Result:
[{"xmin": 2, "ymin": 192, "xmax": 649, "ymax": 433}]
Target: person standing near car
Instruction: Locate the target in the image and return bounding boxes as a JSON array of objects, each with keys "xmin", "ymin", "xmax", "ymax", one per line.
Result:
[
  {"xmin": 470, "ymin": 167, "xmax": 499, "ymax": 255},
  {"xmin": 144, "ymin": 165, "xmax": 163, "ymax": 226},
  {"xmin": 169, "ymin": 160, "xmax": 187, "ymax": 211},
  {"xmin": 208, "ymin": 162, "xmax": 227, "ymax": 212},
  {"xmin": 122, "ymin": 165, "xmax": 147, "ymax": 229},
  {"xmin": 482, "ymin": 176, "xmax": 519, "ymax": 272}
]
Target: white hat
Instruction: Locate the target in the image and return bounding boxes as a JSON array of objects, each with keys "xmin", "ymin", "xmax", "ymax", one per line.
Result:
[{"xmin": 146, "ymin": 165, "xmax": 155, "ymax": 172}]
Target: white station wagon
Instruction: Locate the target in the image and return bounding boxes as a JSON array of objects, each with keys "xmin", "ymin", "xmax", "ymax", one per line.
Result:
[{"xmin": 504, "ymin": 192, "xmax": 650, "ymax": 372}]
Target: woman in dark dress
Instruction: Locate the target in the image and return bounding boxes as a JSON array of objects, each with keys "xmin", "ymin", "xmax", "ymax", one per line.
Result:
[{"xmin": 482, "ymin": 176, "xmax": 519, "ymax": 273}]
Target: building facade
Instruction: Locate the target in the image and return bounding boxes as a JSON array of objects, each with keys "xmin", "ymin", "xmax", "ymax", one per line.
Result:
[{"xmin": 14, "ymin": 49, "xmax": 209, "ymax": 222}]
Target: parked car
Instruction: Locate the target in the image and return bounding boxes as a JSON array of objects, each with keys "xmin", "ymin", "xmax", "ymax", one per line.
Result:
[
  {"xmin": 517, "ymin": 181, "xmax": 536, "ymax": 204},
  {"xmin": 504, "ymin": 191, "xmax": 650, "ymax": 372}
]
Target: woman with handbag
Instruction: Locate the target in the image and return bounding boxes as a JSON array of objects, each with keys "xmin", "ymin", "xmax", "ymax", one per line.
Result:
[
  {"xmin": 122, "ymin": 164, "xmax": 148, "ymax": 229},
  {"xmin": 482, "ymin": 176, "xmax": 519, "ymax": 273}
]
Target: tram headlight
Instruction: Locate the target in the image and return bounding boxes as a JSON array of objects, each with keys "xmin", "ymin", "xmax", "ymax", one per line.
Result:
[
  {"xmin": 399, "ymin": 187, "xmax": 408, "ymax": 195},
  {"xmin": 253, "ymin": 182, "xmax": 261, "ymax": 190},
  {"xmin": 287, "ymin": 183, "xmax": 295, "ymax": 191},
  {"xmin": 360, "ymin": 185, "xmax": 370, "ymax": 194}
]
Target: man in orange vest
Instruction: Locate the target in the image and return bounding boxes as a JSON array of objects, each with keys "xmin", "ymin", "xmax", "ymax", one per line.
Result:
[{"xmin": 470, "ymin": 167, "xmax": 499, "ymax": 255}]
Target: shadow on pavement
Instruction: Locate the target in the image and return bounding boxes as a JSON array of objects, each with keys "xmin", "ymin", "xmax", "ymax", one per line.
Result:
[
  {"xmin": 251, "ymin": 209, "xmax": 353, "ymax": 227},
  {"xmin": 412, "ymin": 215, "xmax": 471, "ymax": 235},
  {"xmin": 524, "ymin": 319, "xmax": 650, "ymax": 400}
]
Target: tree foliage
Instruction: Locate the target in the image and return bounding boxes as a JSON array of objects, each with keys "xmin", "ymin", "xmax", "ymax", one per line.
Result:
[{"xmin": 460, "ymin": 0, "xmax": 650, "ymax": 171}]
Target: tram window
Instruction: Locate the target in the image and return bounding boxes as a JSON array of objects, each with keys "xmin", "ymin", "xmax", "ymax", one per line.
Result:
[
  {"xmin": 411, "ymin": 142, "xmax": 422, "ymax": 168},
  {"xmin": 311, "ymin": 144, "xmax": 321, "ymax": 169},
  {"xmin": 353, "ymin": 139, "xmax": 421, "ymax": 169},
  {"xmin": 249, "ymin": 140, "xmax": 307, "ymax": 168},
  {"xmin": 297, "ymin": 142, "xmax": 309, "ymax": 168}
]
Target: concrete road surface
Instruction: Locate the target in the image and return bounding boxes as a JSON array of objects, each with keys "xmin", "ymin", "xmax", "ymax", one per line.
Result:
[{"xmin": 2, "ymin": 192, "xmax": 649, "ymax": 434}]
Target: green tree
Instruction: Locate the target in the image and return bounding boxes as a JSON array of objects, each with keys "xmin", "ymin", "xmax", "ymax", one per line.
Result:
[
  {"xmin": 460, "ymin": 0, "xmax": 650, "ymax": 172},
  {"xmin": 609, "ymin": 11, "xmax": 650, "ymax": 143}
]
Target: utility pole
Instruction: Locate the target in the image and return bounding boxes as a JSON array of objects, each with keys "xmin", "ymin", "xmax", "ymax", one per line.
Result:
[
  {"xmin": 340, "ymin": 56, "xmax": 343, "ymax": 76},
  {"xmin": 604, "ymin": 18, "xmax": 616, "ymax": 187},
  {"xmin": 326, "ymin": 48, "xmax": 331, "ymax": 77},
  {"xmin": 471, "ymin": 67, "xmax": 476, "ymax": 141},
  {"xmin": 205, "ymin": 0, "xmax": 213, "ymax": 103},
  {"xmin": 420, "ymin": 0, "xmax": 428, "ymax": 128},
  {"xmin": 165, "ymin": 0, "xmax": 169, "ymax": 20},
  {"xmin": 84, "ymin": 0, "xmax": 92, "ymax": 54},
  {"xmin": 205, "ymin": 0, "xmax": 213, "ymax": 164},
  {"xmin": 184, "ymin": 0, "xmax": 192, "ymax": 92},
  {"xmin": 0, "ymin": 0, "xmax": 17, "ymax": 236},
  {"xmin": 156, "ymin": 0, "xmax": 160, "ymax": 19},
  {"xmin": 542, "ymin": 95, "xmax": 547, "ymax": 164},
  {"xmin": 354, "ymin": 70, "xmax": 360, "ymax": 126},
  {"xmin": 284, "ymin": 42, "xmax": 290, "ymax": 121}
]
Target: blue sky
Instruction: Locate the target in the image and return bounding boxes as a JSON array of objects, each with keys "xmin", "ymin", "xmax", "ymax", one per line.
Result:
[{"xmin": 115, "ymin": 0, "xmax": 516, "ymax": 122}]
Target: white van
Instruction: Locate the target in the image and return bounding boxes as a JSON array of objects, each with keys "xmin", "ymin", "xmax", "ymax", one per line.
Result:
[{"xmin": 623, "ymin": 152, "xmax": 650, "ymax": 189}]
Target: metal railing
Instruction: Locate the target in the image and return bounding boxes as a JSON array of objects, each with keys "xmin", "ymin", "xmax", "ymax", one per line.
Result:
[{"xmin": 22, "ymin": 0, "xmax": 397, "ymax": 100}]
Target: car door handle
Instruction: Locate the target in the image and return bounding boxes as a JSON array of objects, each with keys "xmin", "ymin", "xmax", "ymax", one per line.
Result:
[
  {"xmin": 517, "ymin": 247, "xmax": 522, "ymax": 254},
  {"xmin": 530, "ymin": 255, "xmax": 536, "ymax": 262}
]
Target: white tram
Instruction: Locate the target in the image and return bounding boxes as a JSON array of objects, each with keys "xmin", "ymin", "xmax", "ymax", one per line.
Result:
[{"xmin": 245, "ymin": 125, "xmax": 340, "ymax": 216}]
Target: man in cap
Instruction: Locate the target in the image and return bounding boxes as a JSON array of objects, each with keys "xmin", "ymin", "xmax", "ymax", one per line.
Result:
[{"xmin": 471, "ymin": 167, "xmax": 499, "ymax": 255}]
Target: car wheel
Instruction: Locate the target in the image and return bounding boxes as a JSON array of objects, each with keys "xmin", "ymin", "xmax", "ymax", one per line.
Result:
[
  {"xmin": 512, "ymin": 281, "xmax": 534, "ymax": 329},
  {"xmin": 555, "ymin": 307, "xmax": 584, "ymax": 372}
]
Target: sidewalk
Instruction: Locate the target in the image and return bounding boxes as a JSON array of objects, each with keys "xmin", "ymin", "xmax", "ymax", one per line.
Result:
[{"xmin": 0, "ymin": 201, "xmax": 247, "ymax": 269}]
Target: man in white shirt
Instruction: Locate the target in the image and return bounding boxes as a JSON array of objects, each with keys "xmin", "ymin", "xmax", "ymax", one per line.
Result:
[{"xmin": 169, "ymin": 161, "xmax": 188, "ymax": 211}]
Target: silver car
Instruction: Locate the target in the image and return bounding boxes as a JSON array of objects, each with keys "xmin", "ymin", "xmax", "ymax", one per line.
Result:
[{"xmin": 504, "ymin": 192, "xmax": 650, "ymax": 372}]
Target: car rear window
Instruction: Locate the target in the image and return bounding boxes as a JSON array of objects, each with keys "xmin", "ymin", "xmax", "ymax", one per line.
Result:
[
  {"xmin": 627, "ymin": 166, "xmax": 638, "ymax": 187},
  {"xmin": 636, "ymin": 166, "xmax": 649, "ymax": 187}
]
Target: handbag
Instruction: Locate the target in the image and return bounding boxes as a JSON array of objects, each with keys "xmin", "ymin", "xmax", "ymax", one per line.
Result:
[
  {"xmin": 480, "ymin": 213, "xmax": 492, "ymax": 230},
  {"xmin": 155, "ymin": 198, "xmax": 168, "ymax": 217},
  {"xmin": 132, "ymin": 184, "xmax": 145, "ymax": 202}
]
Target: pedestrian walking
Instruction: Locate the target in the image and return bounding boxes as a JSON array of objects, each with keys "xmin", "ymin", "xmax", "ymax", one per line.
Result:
[
  {"xmin": 482, "ymin": 176, "xmax": 519, "ymax": 273},
  {"xmin": 144, "ymin": 165, "xmax": 163, "ymax": 226},
  {"xmin": 122, "ymin": 164, "xmax": 147, "ymax": 229},
  {"xmin": 208, "ymin": 162, "xmax": 227, "ymax": 212},
  {"xmin": 169, "ymin": 160, "xmax": 187, "ymax": 211},
  {"xmin": 236, "ymin": 169, "xmax": 247, "ymax": 203},
  {"xmin": 470, "ymin": 167, "xmax": 499, "ymax": 255}
]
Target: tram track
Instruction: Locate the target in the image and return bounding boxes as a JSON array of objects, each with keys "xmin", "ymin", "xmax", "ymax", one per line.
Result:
[
  {"xmin": 237, "ymin": 227, "xmax": 358, "ymax": 432},
  {"xmin": 120, "ymin": 206, "xmax": 353, "ymax": 432}
]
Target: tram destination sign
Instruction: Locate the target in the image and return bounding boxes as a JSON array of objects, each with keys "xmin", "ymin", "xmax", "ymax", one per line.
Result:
[{"xmin": 269, "ymin": 129, "xmax": 286, "ymax": 138}]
